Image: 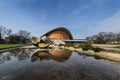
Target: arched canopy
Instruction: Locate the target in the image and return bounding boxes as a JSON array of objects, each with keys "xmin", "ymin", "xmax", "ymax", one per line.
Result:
[{"xmin": 40, "ymin": 27, "xmax": 73, "ymax": 40}]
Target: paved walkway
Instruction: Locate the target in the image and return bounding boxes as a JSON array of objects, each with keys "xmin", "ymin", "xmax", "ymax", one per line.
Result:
[
  {"xmin": 92, "ymin": 44, "xmax": 120, "ymax": 48},
  {"xmin": 21, "ymin": 45, "xmax": 37, "ymax": 49},
  {"xmin": 104, "ymin": 47, "xmax": 120, "ymax": 53}
]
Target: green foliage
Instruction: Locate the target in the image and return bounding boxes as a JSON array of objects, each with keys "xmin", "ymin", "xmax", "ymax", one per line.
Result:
[
  {"xmin": 59, "ymin": 44, "xmax": 75, "ymax": 47},
  {"xmin": 59, "ymin": 44, "xmax": 66, "ymax": 46},
  {"xmin": 82, "ymin": 44, "xmax": 93, "ymax": 51},
  {"xmin": 92, "ymin": 47, "xmax": 104, "ymax": 52},
  {"xmin": 66, "ymin": 44, "xmax": 74, "ymax": 47},
  {"xmin": 82, "ymin": 43, "xmax": 104, "ymax": 52}
]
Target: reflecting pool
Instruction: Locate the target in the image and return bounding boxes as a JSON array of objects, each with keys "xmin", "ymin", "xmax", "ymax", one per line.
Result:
[{"xmin": 0, "ymin": 48, "xmax": 120, "ymax": 80}]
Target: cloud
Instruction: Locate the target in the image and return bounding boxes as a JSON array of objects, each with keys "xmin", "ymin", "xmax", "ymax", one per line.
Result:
[
  {"xmin": 72, "ymin": 5, "xmax": 89, "ymax": 15},
  {"xmin": 86, "ymin": 10, "xmax": 120, "ymax": 36},
  {"xmin": 40, "ymin": 14, "xmax": 47, "ymax": 20}
]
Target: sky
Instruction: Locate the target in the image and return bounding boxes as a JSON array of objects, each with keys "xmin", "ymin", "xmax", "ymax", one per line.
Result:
[{"xmin": 0, "ymin": 0, "xmax": 120, "ymax": 38}]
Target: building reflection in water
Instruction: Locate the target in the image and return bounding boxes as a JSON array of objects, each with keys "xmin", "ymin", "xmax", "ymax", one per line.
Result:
[
  {"xmin": 0, "ymin": 48, "xmax": 72, "ymax": 64},
  {"xmin": 31, "ymin": 49, "xmax": 72, "ymax": 62}
]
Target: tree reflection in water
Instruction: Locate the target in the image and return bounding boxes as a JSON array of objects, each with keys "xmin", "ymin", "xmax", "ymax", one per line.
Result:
[
  {"xmin": 0, "ymin": 48, "xmax": 71, "ymax": 64},
  {"xmin": 0, "ymin": 49, "xmax": 34, "ymax": 64},
  {"xmin": 31, "ymin": 49, "xmax": 72, "ymax": 62}
]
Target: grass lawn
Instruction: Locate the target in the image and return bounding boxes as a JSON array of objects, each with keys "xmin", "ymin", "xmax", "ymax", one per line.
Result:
[
  {"xmin": 0, "ymin": 44, "xmax": 25, "ymax": 49},
  {"xmin": 113, "ymin": 46, "xmax": 120, "ymax": 49}
]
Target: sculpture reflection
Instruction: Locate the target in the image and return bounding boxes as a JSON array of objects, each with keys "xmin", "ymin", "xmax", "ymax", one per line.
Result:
[{"xmin": 31, "ymin": 49, "xmax": 72, "ymax": 62}]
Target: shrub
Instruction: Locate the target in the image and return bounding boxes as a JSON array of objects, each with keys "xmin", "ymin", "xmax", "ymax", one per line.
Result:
[
  {"xmin": 92, "ymin": 47, "xmax": 104, "ymax": 52},
  {"xmin": 82, "ymin": 43, "xmax": 104, "ymax": 52},
  {"xmin": 114, "ymin": 46, "xmax": 120, "ymax": 49},
  {"xmin": 82, "ymin": 44, "xmax": 93, "ymax": 51},
  {"xmin": 82, "ymin": 47, "xmax": 89, "ymax": 51}
]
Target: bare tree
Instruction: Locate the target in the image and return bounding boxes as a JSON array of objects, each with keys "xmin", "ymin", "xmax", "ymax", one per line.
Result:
[
  {"xmin": 5, "ymin": 29, "xmax": 12, "ymax": 37},
  {"xmin": 86, "ymin": 32, "xmax": 120, "ymax": 44},
  {"xmin": 18, "ymin": 30, "xmax": 31, "ymax": 39},
  {"xmin": 4, "ymin": 29, "xmax": 12, "ymax": 43},
  {"xmin": 9, "ymin": 34, "xmax": 21, "ymax": 43},
  {"xmin": 18, "ymin": 30, "xmax": 31, "ymax": 43},
  {"xmin": 0, "ymin": 25, "xmax": 6, "ymax": 43},
  {"xmin": 117, "ymin": 32, "xmax": 120, "ymax": 41}
]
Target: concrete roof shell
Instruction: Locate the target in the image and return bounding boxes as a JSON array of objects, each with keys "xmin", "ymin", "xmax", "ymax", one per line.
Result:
[{"xmin": 40, "ymin": 27, "xmax": 73, "ymax": 39}]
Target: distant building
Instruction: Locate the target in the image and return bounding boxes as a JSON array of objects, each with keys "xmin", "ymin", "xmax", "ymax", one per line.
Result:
[{"xmin": 62, "ymin": 39, "xmax": 87, "ymax": 44}]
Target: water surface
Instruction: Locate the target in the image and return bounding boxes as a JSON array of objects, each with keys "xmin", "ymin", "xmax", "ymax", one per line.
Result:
[{"xmin": 0, "ymin": 48, "xmax": 120, "ymax": 80}]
